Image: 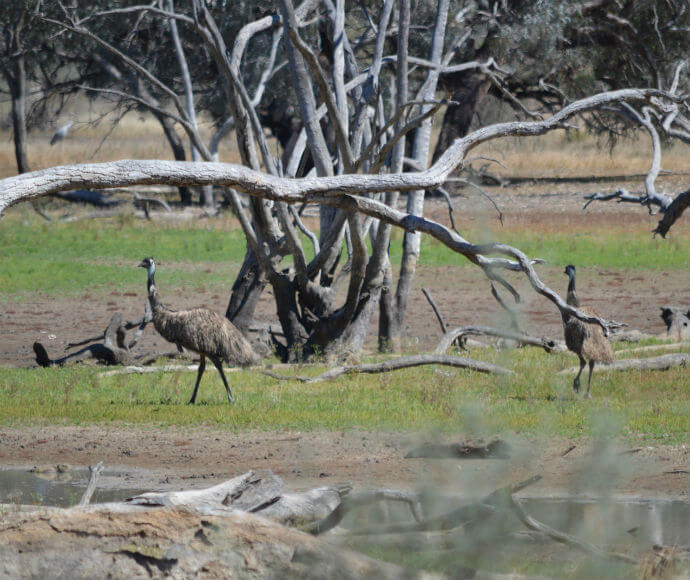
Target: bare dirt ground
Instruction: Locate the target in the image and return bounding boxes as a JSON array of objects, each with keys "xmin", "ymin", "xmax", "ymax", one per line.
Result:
[{"xmin": 1, "ymin": 181, "xmax": 688, "ymax": 498}]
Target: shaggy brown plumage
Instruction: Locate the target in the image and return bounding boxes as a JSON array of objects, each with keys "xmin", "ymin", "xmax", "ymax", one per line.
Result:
[
  {"xmin": 139, "ymin": 257, "xmax": 258, "ymax": 404},
  {"xmin": 563, "ymin": 265, "xmax": 613, "ymax": 398}
]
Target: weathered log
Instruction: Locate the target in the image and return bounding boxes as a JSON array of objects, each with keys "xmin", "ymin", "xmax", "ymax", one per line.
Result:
[
  {"xmin": 435, "ymin": 326, "xmax": 563, "ymax": 354},
  {"xmin": 558, "ymin": 353, "xmax": 690, "ymax": 375},
  {"xmin": 615, "ymin": 342, "xmax": 689, "ymax": 356},
  {"xmin": 263, "ymin": 354, "xmax": 514, "ymax": 383}
]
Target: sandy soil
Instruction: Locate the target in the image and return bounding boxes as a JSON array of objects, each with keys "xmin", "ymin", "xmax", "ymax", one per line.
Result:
[{"xmin": 1, "ymin": 183, "xmax": 688, "ymax": 498}]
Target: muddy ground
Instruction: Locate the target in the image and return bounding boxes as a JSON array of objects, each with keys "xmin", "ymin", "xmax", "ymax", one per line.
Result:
[{"xmin": 1, "ymin": 181, "xmax": 688, "ymax": 498}]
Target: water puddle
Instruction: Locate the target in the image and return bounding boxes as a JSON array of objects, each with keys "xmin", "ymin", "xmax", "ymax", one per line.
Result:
[{"xmin": 0, "ymin": 468, "xmax": 148, "ymax": 507}]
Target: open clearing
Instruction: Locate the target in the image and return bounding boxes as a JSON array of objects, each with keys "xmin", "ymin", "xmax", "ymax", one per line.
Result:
[{"xmin": 1, "ymin": 170, "xmax": 689, "ymax": 503}]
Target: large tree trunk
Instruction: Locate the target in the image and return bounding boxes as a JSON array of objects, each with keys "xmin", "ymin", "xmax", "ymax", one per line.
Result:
[
  {"xmin": 432, "ymin": 71, "xmax": 491, "ymax": 163},
  {"xmin": 382, "ymin": 0, "xmax": 449, "ymax": 352},
  {"xmin": 225, "ymin": 248, "xmax": 266, "ymax": 334}
]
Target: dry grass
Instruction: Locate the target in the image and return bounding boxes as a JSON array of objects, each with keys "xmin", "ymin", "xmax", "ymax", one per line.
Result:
[
  {"xmin": 1, "ymin": 104, "xmax": 687, "ymax": 179},
  {"xmin": 470, "ymin": 129, "xmax": 688, "ymax": 177},
  {"xmin": 0, "ymin": 111, "xmax": 244, "ymax": 179}
]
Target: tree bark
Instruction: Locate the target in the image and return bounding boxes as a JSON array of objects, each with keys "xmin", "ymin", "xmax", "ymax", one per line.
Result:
[
  {"xmin": 4, "ymin": 55, "xmax": 30, "ymax": 174},
  {"xmin": 225, "ymin": 247, "xmax": 266, "ymax": 335},
  {"xmin": 432, "ymin": 71, "xmax": 491, "ymax": 163}
]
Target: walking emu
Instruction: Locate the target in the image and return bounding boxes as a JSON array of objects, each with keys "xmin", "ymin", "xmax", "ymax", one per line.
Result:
[
  {"xmin": 562, "ymin": 265, "xmax": 613, "ymax": 398},
  {"xmin": 139, "ymin": 257, "xmax": 258, "ymax": 404}
]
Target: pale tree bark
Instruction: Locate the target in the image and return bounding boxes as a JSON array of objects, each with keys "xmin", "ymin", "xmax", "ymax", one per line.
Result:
[{"xmin": 387, "ymin": 0, "xmax": 450, "ymax": 351}]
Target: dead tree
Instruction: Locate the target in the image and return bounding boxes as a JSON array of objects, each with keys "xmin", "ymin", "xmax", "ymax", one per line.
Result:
[
  {"xmin": 3, "ymin": 89, "xmax": 683, "ymax": 360},
  {"xmin": 33, "ymin": 1, "xmax": 690, "ymax": 362}
]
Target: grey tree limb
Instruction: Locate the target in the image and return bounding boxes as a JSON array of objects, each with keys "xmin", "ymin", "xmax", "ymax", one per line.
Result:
[
  {"xmin": 508, "ymin": 495, "xmax": 637, "ymax": 564},
  {"xmin": 77, "ymin": 461, "xmax": 104, "ymax": 507},
  {"xmin": 435, "ymin": 326, "xmax": 562, "ymax": 354},
  {"xmin": 558, "ymin": 353, "xmax": 690, "ymax": 375},
  {"xmin": 262, "ymin": 354, "xmax": 513, "ymax": 383},
  {"xmin": 0, "ymin": 88, "xmax": 680, "ymax": 335}
]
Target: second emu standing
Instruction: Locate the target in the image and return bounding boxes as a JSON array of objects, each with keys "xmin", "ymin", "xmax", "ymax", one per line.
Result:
[
  {"xmin": 562, "ymin": 265, "xmax": 613, "ymax": 398},
  {"xmin": 139, "ymin": 257, "xmax": 259, "ymax": 404}
]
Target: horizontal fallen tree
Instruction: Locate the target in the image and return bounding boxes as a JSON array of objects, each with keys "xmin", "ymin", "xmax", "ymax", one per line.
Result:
[
  {"xmin": 558, "ymin": 353, "xmax": 690, "ymax": 375},
  {"xmin": 434, "ymin": 326, "xmax": 564, "ymax": 354},
  {"xmin": 262, "ymin": 353, "xmax": 513, "ymax": 383}
]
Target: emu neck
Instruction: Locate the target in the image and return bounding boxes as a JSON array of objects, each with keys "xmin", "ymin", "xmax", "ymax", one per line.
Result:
[
  {"xmin": 566, "ymin": 273, "xmax": 580, "ymax": 308},
  {"xmin": 146, "ymin": 270, "xmax": 163, "ymax": 311}
]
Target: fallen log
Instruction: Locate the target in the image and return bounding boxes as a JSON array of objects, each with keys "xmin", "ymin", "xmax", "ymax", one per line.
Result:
[
  {"xmin": 263, "ymin": 354, "xmax": 514, "ymax": 383},
  {"xmin": 558, "ymin": 353, "xmax": 690, "ymax": 375},
  {"xmin": 435, "ymin": 326, "xmax": 564, "ymax": 354},
  {"xmin": 615, "ymin": 342, "xmax": 689, "ymax": 356}
]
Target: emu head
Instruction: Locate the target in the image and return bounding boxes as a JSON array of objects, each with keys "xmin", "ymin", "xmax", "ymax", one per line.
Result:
[
  {"xmin": 564, "ymin": 264, "xmax": 576, "ymax": 278},
  {"xmin": 138, "ymin": 256, "xmax": 156, "ymax": 275}
]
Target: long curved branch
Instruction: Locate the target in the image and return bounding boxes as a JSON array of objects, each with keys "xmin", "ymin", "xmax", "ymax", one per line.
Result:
[{"xmin": 0, "ymin": 88, "xmax": 679, "ymax": 331}]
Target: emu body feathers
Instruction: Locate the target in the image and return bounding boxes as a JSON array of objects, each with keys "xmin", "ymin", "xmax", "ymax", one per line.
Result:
[
  {"xmin": 563, "ymin": 265, "xmax": 612, "ymax": 398},
  {"xmin": 140, "ymin": 257, "xmax": 258, "ymax": 403}
]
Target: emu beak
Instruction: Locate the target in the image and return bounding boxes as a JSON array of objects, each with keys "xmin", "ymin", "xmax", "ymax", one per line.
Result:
[{"xmin": 138, "ymin": 260, "xmax": 147, "ymax": 268}]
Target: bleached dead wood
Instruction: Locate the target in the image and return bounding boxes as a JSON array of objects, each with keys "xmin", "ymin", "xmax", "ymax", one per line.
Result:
[
  {"xmin": 615, "ymin": 343, "xmax": 689, "ymax": 356},
  {"xmin": 263, "ymin": 354, "xmax": 513, "ymax": 384},
  {"xmin": 77, "ymin": 461, "xmax": 104, "ymax": 507},
  {"xmin": 435, "ymin": 326, "xmax": 564, "ymax": 354},
  {"xmin": 558, "ymin": 353, "xmax": 690, "ymax": 375}
]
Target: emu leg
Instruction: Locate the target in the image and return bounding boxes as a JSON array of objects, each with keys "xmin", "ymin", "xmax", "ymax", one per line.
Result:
[
  {"xmin": 585, "ymin": 359, "xmax": 595, "ymax": 399},
  {"xmin": 573, "ymin": 355, "xmax": 586, "ymax": 393},
  {"xmin": 211, "ymin": 357, "xmax": 235, "ymax": 403},
  {"xmin": 189, "ymin": 354, "xmax": 206, "ymax": 404}
]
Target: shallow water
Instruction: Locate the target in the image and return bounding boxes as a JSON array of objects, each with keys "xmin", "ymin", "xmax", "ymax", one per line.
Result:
[{"xmin": 0, "ymin": 468, "xmax": 147, "ymax": 507}]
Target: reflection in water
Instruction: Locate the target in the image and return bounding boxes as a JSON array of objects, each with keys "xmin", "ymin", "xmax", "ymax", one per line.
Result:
[{"xmin": 0, "ymin": 469, "xmax": 145, "ymax": 507}]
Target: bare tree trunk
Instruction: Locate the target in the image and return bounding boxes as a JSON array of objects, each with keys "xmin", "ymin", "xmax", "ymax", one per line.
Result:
[
  {"xmin": 225, "ymin": 248, "xmax": 266, "ymax": 334},
  {"xmin": 155, "ymin": 112, "xmax": 193, "ymax": 205},
  {"xmin": 432, "ymin": 71, "xmax": 491, "ymax": 163},
  {"xmin": 168, "ymin": 0, "xmax": 213, "ymax": 208},
  {"xmin": 4, "ymin": 56, "xmax": 30, "ymax": 174},
  {"xmin": 386, "ymin": 0, "xmax": 449, "ymax": 350}
]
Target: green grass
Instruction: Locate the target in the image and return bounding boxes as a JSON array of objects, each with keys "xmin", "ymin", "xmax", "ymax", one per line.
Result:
[
  {"xmin": 0, "ymin": 345, "xmax": 687, "ymax": 442},
  {"xmin": 0, "ymin": 213, "xmax": 248, "ymax": 297},
  {"xmin": 406, "ymin": 228, "xmax": 690, "ymax": 270},
  {"xmin": 2, "ymin": 212, "xmax": 689, "ymax": 299}
]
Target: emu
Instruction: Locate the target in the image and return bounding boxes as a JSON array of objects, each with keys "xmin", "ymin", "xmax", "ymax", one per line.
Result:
[
  {"xmin": 139, "ymin": 257, "xmax": 258, "ymax": 404},
  {"xmin": 562, "ymin": 265, "xmax": 613, "ymax": 398}
]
